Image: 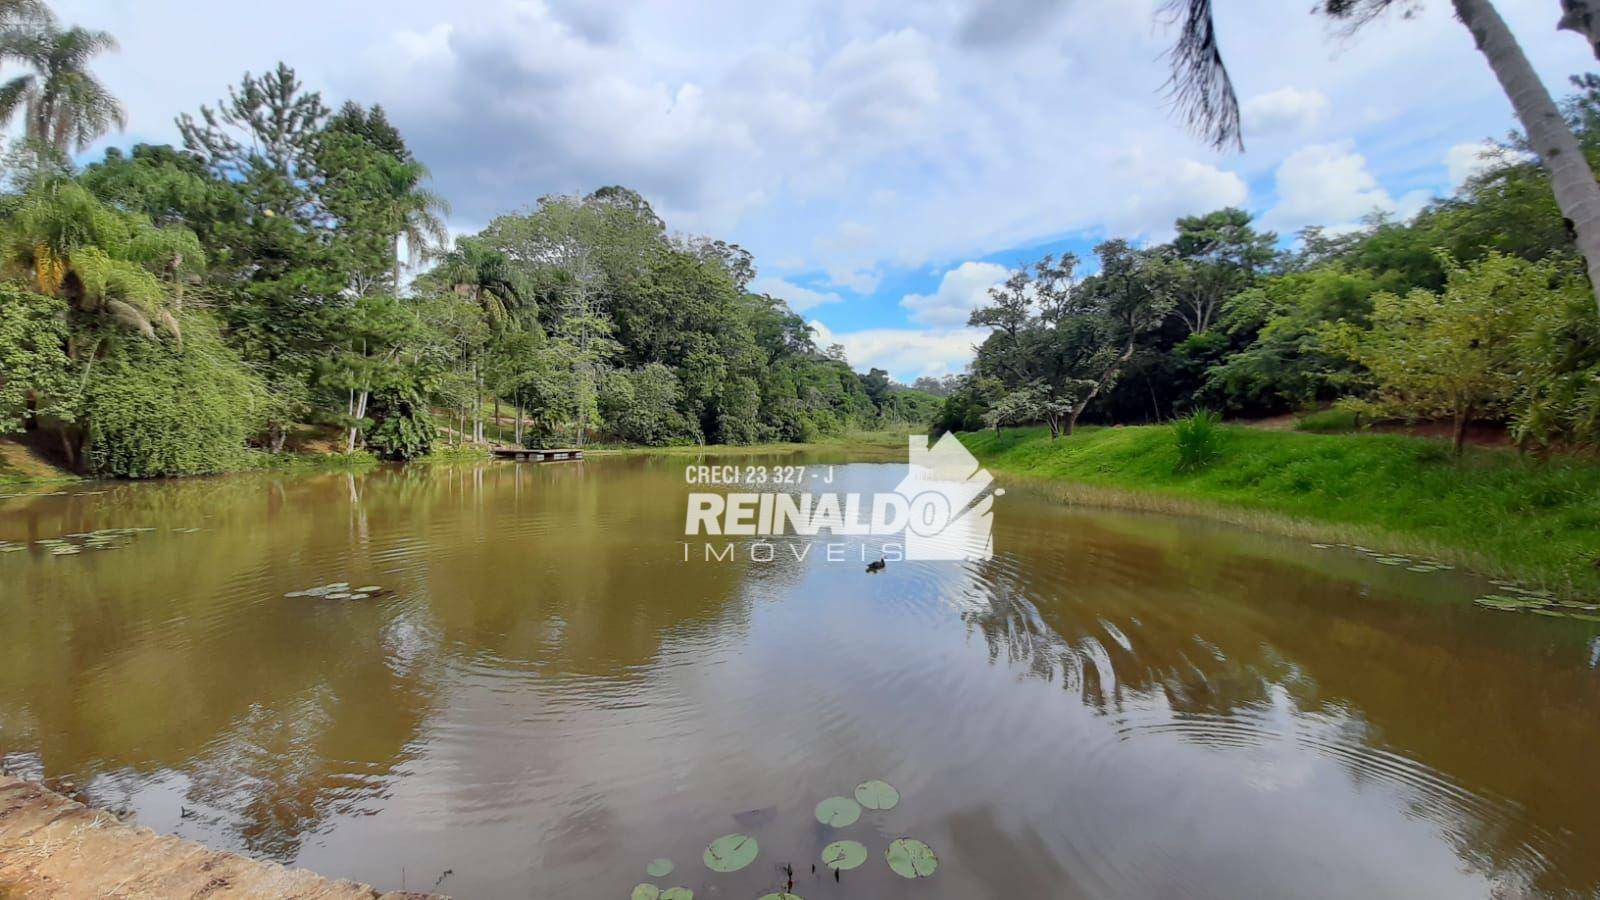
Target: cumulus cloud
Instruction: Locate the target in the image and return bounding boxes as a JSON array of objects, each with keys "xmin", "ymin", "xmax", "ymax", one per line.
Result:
[
  {"xmin": 749, "ymin": 275, "xmax": 844, "ymax": 312},
  {"xmin": 1444, "ymin": 140, "xmax": 1526, "ymax": 187},
  {"xmin": 1263, "ymin": 142, "xmax": 1428, "ymax": 232},
  {"xmin": 899, "ymin": 261, "xmax": 1010, "ymax": 326},
  {"xmin": 810, "ymin": 320, "xmax": 983, "ymax": 381},
  {"xmin": 53, "ymin": 0, "xmax": 1594, "ymax": 307},
  {"xmin": 1242, "ymin": 87, "xmax": 1329, "ymax": 134}
]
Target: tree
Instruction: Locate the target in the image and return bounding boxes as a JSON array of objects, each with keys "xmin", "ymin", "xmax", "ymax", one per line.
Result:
[
  {"xmin": 1322, "ymin": 252, "xmax": 1566, "ymax": 453},
  {"xmin": 427, "ymin": 237, "xmax": 528, "ymax": 322},
  {"xmin": 0, "ymin": 0, "xmax": 53, "ymax": 94},
  {"xmin": 1168, "ymin": 207, "xmax": 1277, "ymax": 335},
  {"xmin": 318, "ymin": 102, "xmax": 449, "ymax": 291},
  {"xmin": 0, "ymin": 283, "xmax": 71, "ymax": 434},
  {"xmin": 0, "ymin": 24, "xmax": 124, "ymax": 153},
  {"xmin": 176, "ymin": 65, "xmax": 341, "ymax": 450},
  {"xmin": 1162, "ymin": 0, "xmax": 1600, "ymax": 317},
  {"xmin": 1062, "ymin": 240, "xmax": 1177, "ymax": 434},
  {"xmin": 318, "ymin": 294, "xmax": 432, "ymax": 453},
  {"xmin": 0, "ymin": 178, "xmax": 199, "ymax": 344},
  {"xmin": 179, "ymin": 63, "xmax": 326, "ymax": 187}
]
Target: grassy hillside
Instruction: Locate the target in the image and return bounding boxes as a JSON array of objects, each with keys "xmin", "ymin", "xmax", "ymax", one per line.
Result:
[{"xmin": 960, "ymin": 425, "xmax": 1600, "ymax": 597}]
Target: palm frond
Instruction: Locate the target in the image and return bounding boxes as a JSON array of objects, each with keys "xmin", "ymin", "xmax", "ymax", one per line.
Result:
[
  {"xmin": 0, "ymin": 0, "xmax": 54, "ymax": 27},
  {"xmin": 1159, "ymin": 0, "xmax": 1243, "ymax": 152}
]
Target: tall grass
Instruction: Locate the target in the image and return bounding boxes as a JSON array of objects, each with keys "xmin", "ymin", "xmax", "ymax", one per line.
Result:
[
  {"xmin": 960, "ymin": 424, "xmax": 1600, "ymax": 597},
  {"xmin": 1172, "ymin": 410, "xmax": 1223, "ymax": 473}
]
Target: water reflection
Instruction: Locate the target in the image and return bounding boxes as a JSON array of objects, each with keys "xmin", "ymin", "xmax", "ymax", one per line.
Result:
[{"xmin": 0, "ymin": 456, "xmax": 1596, "ymax": 898}]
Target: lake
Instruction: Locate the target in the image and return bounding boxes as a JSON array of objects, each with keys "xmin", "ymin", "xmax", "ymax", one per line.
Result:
[{"xmin": 1, "ymin": 452, "xmax": 1598, "ymax": 898}]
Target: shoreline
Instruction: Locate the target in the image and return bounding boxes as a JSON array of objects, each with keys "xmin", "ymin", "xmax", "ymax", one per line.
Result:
[
  {"xmin": 960, "ymin": 425, "xmax": 1600, "ymax": 600},
  {"xmin": 0, "ymin": 774, "xmax": 438, "ymax": 899}
]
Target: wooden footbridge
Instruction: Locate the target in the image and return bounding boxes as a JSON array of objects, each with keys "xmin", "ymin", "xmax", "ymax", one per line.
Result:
[{"xmin": 489, "ymin": 446, "xmax": 584, "ymax": 462}]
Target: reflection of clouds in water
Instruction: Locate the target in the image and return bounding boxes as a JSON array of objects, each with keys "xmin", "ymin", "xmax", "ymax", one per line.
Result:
[{"xmin": 6, "ymin": 459, "xmax": 1600, "ymax": 897}]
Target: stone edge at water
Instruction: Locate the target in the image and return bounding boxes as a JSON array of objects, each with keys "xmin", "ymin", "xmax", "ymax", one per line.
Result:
[{"xmin": 0, "ymin": 774, "xmax": 442, "ymax": 899}]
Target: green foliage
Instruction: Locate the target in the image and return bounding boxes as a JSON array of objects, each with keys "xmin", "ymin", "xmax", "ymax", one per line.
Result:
[
  {"xmin": 82, "ymin": 313, "xmax": 266, "ymax": 477},
  {"xmin": 1322, "ymin": 253, "xmax": 1578, "ymax": 450},
  {"xmin": 1172, "ymin": 409, "xmax": 1223, "ymax": 472},
  {"xmin": 364, "ymin": 384, "xmax": 435, "ymax": 460},
  {"xmin": 963, "ymin": 425, "xmax": 1600, "ymax": 596},
  {"xmin": 601, "ymin": 363, "xmax": 694, "ymax": 445},
  {"xmin": 0, "ymin": 283, "xmax": 71, "ymax": 431},
  {"xmin": 1508, "ymin": 283, "xmax": 1600, "ymax": 449}
]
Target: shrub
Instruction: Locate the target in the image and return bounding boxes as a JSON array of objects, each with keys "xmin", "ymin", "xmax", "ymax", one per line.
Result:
[
  {"xmin": 82, "ymin": 314, "xmax": 267, "ymax": 477},
  {"xmin": 1172, "ymin": 409, "xmax": 1224, "ymax": 473}
]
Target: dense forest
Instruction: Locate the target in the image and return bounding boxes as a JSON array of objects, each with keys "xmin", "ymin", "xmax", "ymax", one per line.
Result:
[
  {"xmin": 0, "ymin": 7, "xmax": 938, "ymax": 477},
  {"xmin": 934, "ymin": 77, "xmax": 1600, "ymax": 454},
  {"xmin": 4, "ymin": 1, "xmax": 1600, "ymax": 479}
]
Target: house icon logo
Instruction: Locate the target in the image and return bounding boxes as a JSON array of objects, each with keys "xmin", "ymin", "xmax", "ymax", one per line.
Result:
[{"xmin": 894, "ymin": 434, "xmax": 997, "ymax": 561}]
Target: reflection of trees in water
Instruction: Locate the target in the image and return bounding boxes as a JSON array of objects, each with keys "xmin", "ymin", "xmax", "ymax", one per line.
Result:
[
  {"xmin": 0, "ymin": 458, "xmax": 776, "ymax": 861},
  {"xmin": 399, "ymin": 459, "xmax": 760, "ymax": 678},
  {"xmin": 960, "ymin": 508, "xmax": 1600, "ymax": 896}
]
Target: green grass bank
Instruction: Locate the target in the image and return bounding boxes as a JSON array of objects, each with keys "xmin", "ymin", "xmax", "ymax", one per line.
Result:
[{"xmin": 959, "ymin": 425, "xmax": 1600, "ymax": 598}]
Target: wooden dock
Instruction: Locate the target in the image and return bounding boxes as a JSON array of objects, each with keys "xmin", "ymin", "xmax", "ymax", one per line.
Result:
[{"xmin": 489, "ymin": 446, "xmax": 584, "ymax": 462}]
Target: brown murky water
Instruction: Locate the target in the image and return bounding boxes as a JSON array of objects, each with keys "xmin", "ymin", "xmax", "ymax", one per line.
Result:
[{"xmin": 1, "ymin": 453, "xmax": 1598, "ymax": 899}]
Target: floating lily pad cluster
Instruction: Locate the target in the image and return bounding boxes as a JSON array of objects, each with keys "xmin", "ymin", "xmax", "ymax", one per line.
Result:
[
  {"xmin": 4, "ymin": 527, "xmax": 161, "ymax": 558},
  {"xmin": 1310, "ymin": 542, "xmax": 1455, "ymax": 574},
  {"xmin": 1310, "ymin": 542, "xmax": 1598, "ymax": 623},
  {"xmin": 630, "ymin": 778, "xmax": 939, "ymax": 898},
  {"xmin": 813, "ymin": 779, "xmax": 935, "ymax": 883},
  {"xmin": 1475, "ymin": 583, "xmax": 1600, "ymax": 622},
  {"xmin": 283, "ymin": 582, "xmax": 389, "ymax": 601}
]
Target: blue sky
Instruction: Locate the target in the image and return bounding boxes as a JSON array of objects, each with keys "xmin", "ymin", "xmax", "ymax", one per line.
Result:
[{"xmin": 52, "ymin": 0, "xmax": 1595, "ymax": 381}]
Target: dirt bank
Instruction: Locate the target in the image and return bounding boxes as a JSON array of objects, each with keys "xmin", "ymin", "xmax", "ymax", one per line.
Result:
[{"xmin": 0, "ymin": 776, "xmax": 439, "ymax": 899}]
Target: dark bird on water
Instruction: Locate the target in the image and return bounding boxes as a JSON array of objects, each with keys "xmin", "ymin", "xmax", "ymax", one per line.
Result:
[{"xmin": 866, "ymin": 557, "xmax": 886, "ymax": 573}]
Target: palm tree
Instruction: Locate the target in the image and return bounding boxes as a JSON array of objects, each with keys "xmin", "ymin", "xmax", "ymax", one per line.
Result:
[
  {"xmin": 0, "ymin": 0, "xmax": 51, "ymax": 34},
  {"xmin": 430, "ymin": 237, "xmax": 528, "ymax": 322},
  {"xmin": 0, "ymin": 23, "xmax": 125, "ymax": 153},
  {"xmin": 390, "ymin": 159, "xmax": 450, "ymax": 291},
  {"xmin": 1, "ymin": 179, "xmax": 196, "ymax": 343},
  {"xmin": 428, "ymin": 238, "xmax": 531, "ymax": 443},
  {"xmin": 1162, "ymin": 0, "xmax": 1600, "ymax": 318}
]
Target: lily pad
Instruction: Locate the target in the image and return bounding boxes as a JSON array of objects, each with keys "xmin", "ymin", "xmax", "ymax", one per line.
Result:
[
  {"xmin": 854, "ymin": 779, "xmax": 899, "ymax": 811},
  {"xmin": 885, "ymin": 838, "xmax": 938, "ymax": 879},
  {"xmin": 660, "ymin": 889, "xmax": 693, "ymax": 900},
  {"xmin": 703, "ymin": 833, "xmax": 758, "ymax": 872},
  {"xmin": 631, "ymin": 884, "xmax": 660, "ymax": 900},
  {"xmin": 756, "ymin": 894, "xmax": 802, "ymax": 900},
  {"xmin": 355, "ymin": 585, "xmax": 384, "ymax": 593},
  {"xmin": 646, "ymin": 859, "xmax": 674, "ymax": 878},
  {"xmin": 1375, "ymin": 557, "xmax": 1408, "ymax": 566},
  {"xmin": 814, "ymin": 796, "xmax": 861, "ymax": 827},
  {"xmin": 821, "ymin": 840, "xmax": 868, "ymax": 871}
]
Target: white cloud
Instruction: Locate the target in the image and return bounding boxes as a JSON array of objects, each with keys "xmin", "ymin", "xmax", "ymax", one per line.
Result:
[
  {"xmin": 899, "ymin": 261, "xmax": 1010, "ymax": 326},
  {"xmin": 1263, "ymin": 142, "xmax": 1403, "ymax": 232},
  {"xmin": 810, "ymin": 320, "xmax": 983, "ymax": 381},
  {"xmin": 749, "ymin": 275, "xmax": 845, "ymax": 312},
  {"xmin": 1242, "ymin": 87, "xmax": 1329, "ymax": 134},
  {"xmin": 1444, "ymin": 140, "xmax": 1525, "ymax": 187},
  {"xmin": 45, "ymin": 0, "xmax": 1596, "ymax": 294}
]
